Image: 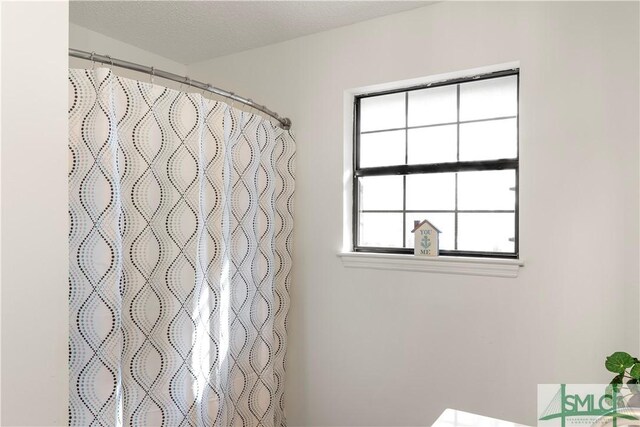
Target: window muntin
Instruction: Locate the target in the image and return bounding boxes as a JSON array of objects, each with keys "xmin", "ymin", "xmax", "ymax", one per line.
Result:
[{"xmin": 353, "ymin": 70, "xmax": 519, "ymax": 258}]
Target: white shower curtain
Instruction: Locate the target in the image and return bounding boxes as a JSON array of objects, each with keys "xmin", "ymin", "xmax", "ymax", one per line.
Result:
[{"xmin": 69, "ymin": 68, "xmax": 294, "ymax": 427}]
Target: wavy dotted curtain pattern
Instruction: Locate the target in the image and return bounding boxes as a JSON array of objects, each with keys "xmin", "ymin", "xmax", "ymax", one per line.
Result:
[{"xmin": 69, "ymin": 68, "xmax": 295, "ymax": 427}]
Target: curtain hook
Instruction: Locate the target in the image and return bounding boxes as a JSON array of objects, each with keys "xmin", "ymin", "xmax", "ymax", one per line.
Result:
[
  {"xmin": 228, "ymin": 92, "xmax": 236, "ymax": 109},
  {"xmin": 105, "ymin": 55, "xmax": 113, "ymax": 73},
  {"xmin": 150, "ymin": 66, "xmax": 155, "ymax": 85},
  {"xmin": 90, "ymin": 51, "xmax": 96, "ymax": 70},
  {"xmin": 178, "ymin": 75, "xmax": 188, "ymax": 93}
]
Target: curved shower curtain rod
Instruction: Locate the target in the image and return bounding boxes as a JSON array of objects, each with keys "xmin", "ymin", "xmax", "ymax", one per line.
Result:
[{"xmin": 69, "ymin": 48, "xmax": 292, "ymax": 130}]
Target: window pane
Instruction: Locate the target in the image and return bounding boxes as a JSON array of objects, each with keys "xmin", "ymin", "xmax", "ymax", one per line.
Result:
[
  {"xmin": 459, "ymin": 76, "xmax": 517, "ymax": 121},
  {"xmin": 458, "ymin": 170, "xmax": 515, "ymax": 211},
  {"xmin": 358, "ymin": 176, "xmax": 403, "ymax": 210},
  {"xmin": 408, "ymin": 125, "xmax": 457, "ymax": 165},
  {"xmin": 408, "ymin": 85, "xmax": 457, "ymax": 127},
  {"xmin": 359, "ymin": 213, "xmax": 403, "ymax": 247},
  {"xmin": 458, "ymin": 213, "xmax": 515, "ymax": 253},
  {"xmin": 360, "ymin": 93, "xmax": 405, "ymax": 132},
  {"xmin": 406, "ymin": 173, "xmax": 456, "ymax": 210},
  {"xmin": 360, "ymin": 130, "xmax": 405, "ymax": 168},
  {"xmin": 405, "ymin": 213, "xmax": 455, "ymax": 250},
  {"xmin": 459, "ymin": 118, "xmax": 517, "ymax": 161}
]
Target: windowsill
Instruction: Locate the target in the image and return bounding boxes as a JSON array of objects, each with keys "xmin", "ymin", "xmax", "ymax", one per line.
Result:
[{"xmin": 337, "ymin": 252, "xmax": 523, "ymax": 278}]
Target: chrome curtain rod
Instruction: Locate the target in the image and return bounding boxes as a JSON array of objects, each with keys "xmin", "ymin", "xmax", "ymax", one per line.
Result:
[{"xmin": 69, "ymin": 48, "xmax": 292, "ymax": 130}]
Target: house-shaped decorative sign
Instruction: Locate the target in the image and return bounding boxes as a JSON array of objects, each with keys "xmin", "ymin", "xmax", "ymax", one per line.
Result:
[{"xmin": 411, "ymin": 219, "xmax": 441, "ymax": 257}]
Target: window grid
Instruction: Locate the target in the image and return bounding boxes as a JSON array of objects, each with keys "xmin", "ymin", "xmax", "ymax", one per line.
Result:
[
  {"xmin": 454, "ymin": 83, "xmax": 460, "ymax": 250},
  {"xmin": 359, "ymin": 115, "xmax": 518, "ymax": 135},
  {"xmin": 353, "ymin": 69, "xmax": 519, "ymax": 258},
  {"xmin": 402, "ymin": 92, "xmax": 408, "ymax": 247}
]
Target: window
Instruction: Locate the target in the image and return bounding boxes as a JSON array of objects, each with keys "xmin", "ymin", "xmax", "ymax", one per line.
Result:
[{"xmin": 353, "ymin": 70, "xmax": 519, "ymax": 258}]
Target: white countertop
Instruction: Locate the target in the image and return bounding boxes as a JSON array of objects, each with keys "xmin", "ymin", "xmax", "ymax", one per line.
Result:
[{"xmin": 432, "ymin": 409, "xmax": 531, "ymax": 427}]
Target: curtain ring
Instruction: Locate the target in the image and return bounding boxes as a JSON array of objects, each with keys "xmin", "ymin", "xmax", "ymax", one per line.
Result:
[
  {"xmin": 150, "ymin": 66, "xmax": 155, "ymax": 85},
  {"xmin": 178, "ymin": 76, "xmax": 188, "ymax": 92},
  {"xmin": 90, "ymin": 51, "xmax": 96, "ymax": 70},
  {"xmin": 228, "ymin": 92, "xmax": 236, "ymax": 109},
  {"xmin": 105, "ymin": 55, "xmax": 113, "ymax": 73}
]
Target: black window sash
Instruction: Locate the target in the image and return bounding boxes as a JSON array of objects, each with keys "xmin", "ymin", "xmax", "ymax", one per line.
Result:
[{"xmin": 353, "ymin": 69, "xmax": 519, "ymax": 258}]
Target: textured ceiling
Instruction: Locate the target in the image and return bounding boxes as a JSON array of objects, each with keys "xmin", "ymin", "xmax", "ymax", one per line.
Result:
[{"xmin": 70, "ymin": 1, "xmax": 433, "ymax": 64}]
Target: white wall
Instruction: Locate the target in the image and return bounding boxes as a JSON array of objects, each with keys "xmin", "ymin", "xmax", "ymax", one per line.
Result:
[
  {"xmin": 2, "ymin": 2, "xmax": 635, "ymax": 426},
  {"xmin": 188, "ymin": 2, "xmax": 640, "ymax": 426},
  {"xmin": 1, "ymin": 2, "xmax": 69, "ymax": 425}
]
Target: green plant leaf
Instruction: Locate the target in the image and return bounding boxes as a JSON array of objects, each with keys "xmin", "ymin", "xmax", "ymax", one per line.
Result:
[
  {"xmin": 606, "ymin": 381, "xmax": 622, "ymax": 402},
  {"xmin": 630, "ymin": 364, "xmax": 640, "ymax": 379},
  {"xmin": 606, "ymin": 352, "xmax": 635, "ymax": 374}
]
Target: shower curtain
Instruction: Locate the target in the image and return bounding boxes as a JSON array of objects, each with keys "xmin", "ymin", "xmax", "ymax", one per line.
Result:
[{"xmin": 69, "ymin": 68, "xmax": 294, "ymax": 427}]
